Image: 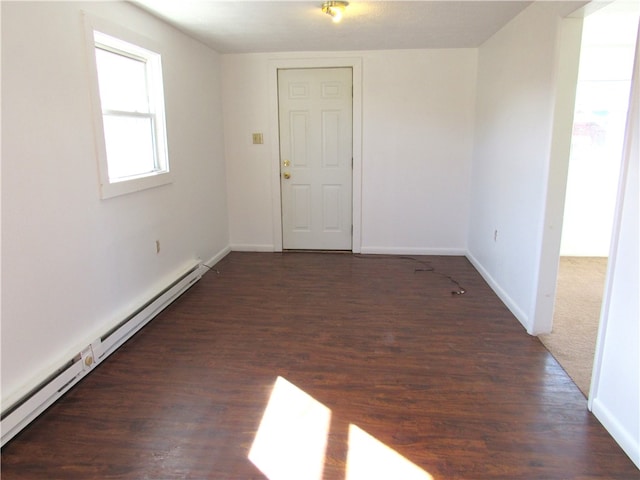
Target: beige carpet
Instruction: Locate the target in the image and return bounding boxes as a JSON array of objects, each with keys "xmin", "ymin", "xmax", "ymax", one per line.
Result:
[{"xmin": 539, "ymin": 257, "xmax": 608, "ymax": 397}]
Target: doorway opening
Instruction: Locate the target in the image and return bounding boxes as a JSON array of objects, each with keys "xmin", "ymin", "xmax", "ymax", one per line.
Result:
[{"xmin": 540, "ymin": 2, "xmax": 639, "ymax": 396}]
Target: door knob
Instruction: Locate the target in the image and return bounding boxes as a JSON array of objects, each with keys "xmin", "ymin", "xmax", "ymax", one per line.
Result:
[{"xmin": 283, "ymin": 172, "xmax": 291, "ymax": 179}]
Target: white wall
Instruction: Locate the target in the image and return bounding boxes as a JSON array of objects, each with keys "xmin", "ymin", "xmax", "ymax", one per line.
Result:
[
  {"xmin": 222, "ymin": 54, "xmax": 276, "ymax": 251},
  {"xmin": 1, "ymin": 2, "xmax": 229, "ymax": 405},
  {"xmin": 467, "ymin": 2, "xmax": 580, "ymax": 331},
  {"xmin": 590, "ymin": 24, "xmax": 640, "ymax": 467},
  {"xmin": 223, "ymin": 49, "xmax": 477, "ymax": 254}
]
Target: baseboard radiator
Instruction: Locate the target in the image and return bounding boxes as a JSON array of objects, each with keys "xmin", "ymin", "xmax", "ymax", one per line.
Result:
[{"xmin": 0, "ymin": 261, "xmax": 204, "ymax": 447}]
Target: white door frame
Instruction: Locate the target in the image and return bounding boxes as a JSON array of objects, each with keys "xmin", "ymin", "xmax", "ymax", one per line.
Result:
[
  {"xmin": 530, "ymin": 17, "xmax": 583, "ymax": 335},
  {"xmin": 268, "ymin": 56, "xmax": 362, "ymax": 253}
]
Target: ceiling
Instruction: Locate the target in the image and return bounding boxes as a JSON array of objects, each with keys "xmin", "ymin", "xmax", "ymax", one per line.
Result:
[{"xmin": 131, "ymin": 1, "xmax": 539, "ymax": 53}]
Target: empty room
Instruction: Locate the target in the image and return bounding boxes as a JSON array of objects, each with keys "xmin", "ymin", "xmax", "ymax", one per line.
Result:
[{"xmin": 1, "ymin": 1, "xmax": 638, "ymax": 479}]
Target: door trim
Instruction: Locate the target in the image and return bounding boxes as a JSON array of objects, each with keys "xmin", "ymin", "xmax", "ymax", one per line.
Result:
[{"xmin": 268, "ymin": 56, "xmax": 362, "ymax": 253}]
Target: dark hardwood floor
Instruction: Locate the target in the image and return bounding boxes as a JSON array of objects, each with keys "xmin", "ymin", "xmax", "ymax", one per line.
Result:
[{"xmin": 2, "ymin": 252, "xmax": 638, "ymax": 479}]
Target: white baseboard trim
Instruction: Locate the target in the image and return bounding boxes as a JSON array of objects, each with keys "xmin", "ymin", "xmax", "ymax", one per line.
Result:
[
  {"xmin": 591, "ymin": 397, "xmax": 640, "ymax": 469},
  {"xmin": 230, "ymin": 244, "xmax": 275, "ymax": 252},
  {"xmin": 203, "ymin": 246, "xmax": 232, "ymax": 268},
  {"xmin": 465, "ymin": 252, "xmax": 530, "ymax": 332},
  {"xmin": 1, "ymin": 260, "xmax": 204, "ymax": 447},
  {"xmin": 359, "ymin": 246, "xmax": 466, "ymax": 256}
]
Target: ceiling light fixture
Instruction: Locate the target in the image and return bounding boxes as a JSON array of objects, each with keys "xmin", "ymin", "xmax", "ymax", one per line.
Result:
[{"xmin": 322, "ymin": 1, "xmax": 349, "ymax": 23}]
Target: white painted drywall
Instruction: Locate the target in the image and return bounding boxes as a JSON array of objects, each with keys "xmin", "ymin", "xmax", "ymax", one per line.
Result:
[
  {"xmin": 467, "ymin": 2, "xmax": 580, "ymax": 331},
  {"xmin": 360, "ymin": 50, "xmax": 476, "ymax": 254},
  {"xmin": 590, "ymin": 24, "xmax": 640, "ymax": 467},
  {"xmin": 222, "ymin": 54, "xmax": 276, "ymax": 251},
  {"xmin": 222, "ymin": 49, "xmax": 477, "ymax": 254},
  {"xmin": 1, "ymin": 2, "xmax": 229, "ymax": 405}
]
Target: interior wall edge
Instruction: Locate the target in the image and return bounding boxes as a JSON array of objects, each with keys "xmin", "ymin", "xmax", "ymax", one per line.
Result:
[
  {"xmin": 588, "ymin": 20, "xmax": 640, "ymax": 470},
  {"xmin": 531, "ymin": 15, "xmax": 585, "ymax": 335}
]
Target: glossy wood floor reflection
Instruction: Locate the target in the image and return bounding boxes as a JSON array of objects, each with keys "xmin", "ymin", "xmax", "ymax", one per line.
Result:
[{"xmin": 2, "ymin": 253, "xmax": 638, "ymax": 479}]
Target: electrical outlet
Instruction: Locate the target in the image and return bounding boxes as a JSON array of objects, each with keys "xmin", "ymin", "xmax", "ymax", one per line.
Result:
[{"xmin": 252, "ymin": 133, "xmax": 263, "ymax": 144}]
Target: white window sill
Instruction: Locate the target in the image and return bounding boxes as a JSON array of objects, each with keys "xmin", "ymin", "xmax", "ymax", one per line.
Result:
[{"xmin": 100, "ymin": 171, "xmax": 173, "ymax": 199}]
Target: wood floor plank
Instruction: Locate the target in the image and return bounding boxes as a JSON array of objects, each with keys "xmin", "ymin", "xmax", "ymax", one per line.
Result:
[{"xmin": 2, "ymin": 252, "xmax": 638, "ymax": 479}]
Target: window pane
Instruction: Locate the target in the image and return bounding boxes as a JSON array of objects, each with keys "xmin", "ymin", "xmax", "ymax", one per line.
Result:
[
  {"xmin": 103, "ymin": 115, "xmax": 156, "ymax": 180},
  {"xmin": 95, "ymin": 47, "xmax": 149, "ymax": 113}
]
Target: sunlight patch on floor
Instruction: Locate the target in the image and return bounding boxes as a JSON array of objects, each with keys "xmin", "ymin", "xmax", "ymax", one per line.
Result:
[
  {"xmin": 249, "ymin": 376, "xmax": 434, "ymax": 480},
  {"xmin": 346, "ymin": 424, "xmax": 434, "ymax": 480},
  {"xmin": 249, "ymin": 376, "xmax": 331, "ymax": 480}
]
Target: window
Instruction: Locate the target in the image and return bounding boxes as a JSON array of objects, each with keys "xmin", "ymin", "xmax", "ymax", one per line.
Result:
[{"xmin": 85, "ymin": 16, "xmax": 171, "ymax": 198}]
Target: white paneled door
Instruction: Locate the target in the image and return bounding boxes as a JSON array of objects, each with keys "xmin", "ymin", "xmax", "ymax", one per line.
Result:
[{"xmin": 278, "ymin": 68, "xmax": 353, "ymax": 250}]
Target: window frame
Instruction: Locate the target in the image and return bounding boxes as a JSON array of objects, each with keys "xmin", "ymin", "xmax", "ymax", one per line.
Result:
[{"xmin": 84, "ymin": 13, "xmax": 172, "ymax": 199}]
